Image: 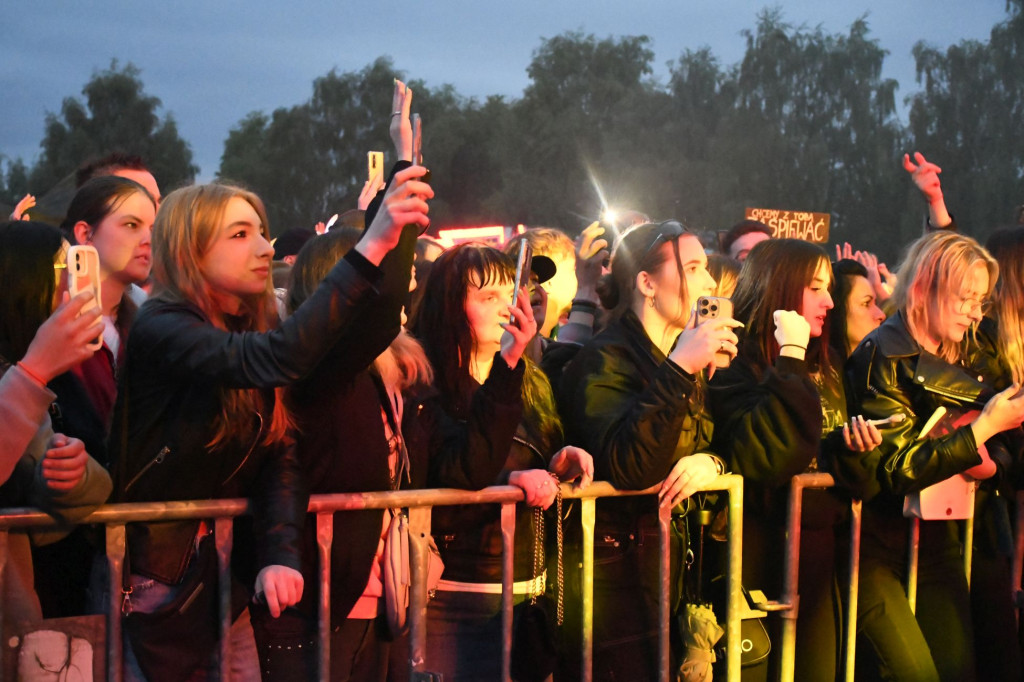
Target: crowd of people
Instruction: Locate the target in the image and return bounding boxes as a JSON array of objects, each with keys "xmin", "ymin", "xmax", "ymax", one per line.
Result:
[{"xmin": 3, "ymin": 78, "xmax": 1024, "ymax": 682}]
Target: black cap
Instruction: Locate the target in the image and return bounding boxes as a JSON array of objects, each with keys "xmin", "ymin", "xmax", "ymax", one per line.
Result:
[{"xmin": 530, "ymin": 255, "xmax": 556, "ymax": 284}]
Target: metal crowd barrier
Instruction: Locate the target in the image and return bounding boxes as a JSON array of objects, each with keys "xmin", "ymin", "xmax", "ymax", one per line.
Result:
[
  {"xmin": 768, "ymin": 473, "xmax": 985, "ymax": 682},
  {"xmin": 0, "ymin": 474, "xmax": 745, "ymax": 682},
  {"xmin": 748, "ymin": 473, "xmax": 863, "ymax": 682}
]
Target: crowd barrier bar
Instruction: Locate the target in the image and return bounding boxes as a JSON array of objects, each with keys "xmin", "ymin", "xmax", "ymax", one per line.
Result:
[
  {"xmin": 0, "ymin": 474, "xmax": 744, "ymax": 682},
  {"xmin": 748, "ymin": 473, "xmax": 863, "ymax": 682}
]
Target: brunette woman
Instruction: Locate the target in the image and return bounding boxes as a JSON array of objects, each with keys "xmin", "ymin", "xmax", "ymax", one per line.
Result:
[
  {"xmin": 828, "ymin": 258, "xmax": 886, "ymax": 363},
  {"xmin": 108, "ymin": 169, "xmax": 430, "ymax": 681},
  {"xmin": 33, "ymin": 176, "xmax": 158, "ymax": 617},
  {"xmin": 847, "ymin": 231, "xmax": 1024, "ymax": 682},
  {"xmin": 558, "ymin": 222, "xmax": 737, "ymax": 680},
  {"xmin": 708, "ymin": 239, "xmax": 881, "ymax": 680},
  {"xmin": 410, "ymin": 243, "xmax": 593, "ymax": 681}
]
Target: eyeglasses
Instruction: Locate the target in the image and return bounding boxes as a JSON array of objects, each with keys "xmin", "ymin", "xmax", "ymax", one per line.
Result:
[{"xmin": 955, "ymin": 295, "xmax": 991, "ymax": 316}]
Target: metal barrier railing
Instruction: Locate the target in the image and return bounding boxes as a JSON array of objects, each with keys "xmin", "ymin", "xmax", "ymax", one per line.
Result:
[
  {"xmin": 750, "ymin": 473, "xmax": 863, "ymax": 682},
  {"xmin": 0, "ymin": 474, "xmax": 745, "ymax": 682},
  {"xmin": 767, "ymin": 473, "xmax": 981, "ymax": 682}
]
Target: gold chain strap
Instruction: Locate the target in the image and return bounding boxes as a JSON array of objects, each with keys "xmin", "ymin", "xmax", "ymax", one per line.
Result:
[
  {"xmin": 529, "ymin": 472, "xmax": 564, "ymax": 626},
  {"xmin": 553, "ymin": 473, "xmax": 563, "ymax": 626}
]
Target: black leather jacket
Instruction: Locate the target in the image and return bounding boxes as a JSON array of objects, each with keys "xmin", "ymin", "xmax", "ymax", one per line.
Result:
[
  {"xmin": 846, "ymin": 311, "xmax": 993, "ymax": 510},
  {"xmin": 559, "ymin": 311, "xmax": 713, "ymax": 535},
  {"xmin": 110, "ymin": 248, "xmax": 382, "ymax": 584}
]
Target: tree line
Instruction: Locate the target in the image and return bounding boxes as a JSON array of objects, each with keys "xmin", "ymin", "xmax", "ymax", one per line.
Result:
[{"xmin": 2, "ymin": 3, "xmax": 1021, "ymax": 261}]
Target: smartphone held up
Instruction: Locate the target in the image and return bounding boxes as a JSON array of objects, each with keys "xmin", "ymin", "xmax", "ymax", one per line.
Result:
[
  {"xmin": 696, "ymin": 295, "xmax": 733, "ymax": 369},
  {"xmin": 67, "ymin": 244, "xmax": 103, "ymax": 350}
]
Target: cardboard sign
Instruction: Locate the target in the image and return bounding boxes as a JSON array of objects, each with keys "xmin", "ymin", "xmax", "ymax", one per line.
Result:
[{"xmin": 744, "ymin": 208, "xmax": 831, "ymax": 243}]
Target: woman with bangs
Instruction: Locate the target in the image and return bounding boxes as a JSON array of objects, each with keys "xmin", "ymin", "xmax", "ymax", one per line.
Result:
[
  {"xmin": 847, "ymin": 231, "xmax": 1024, "ymax": 682},
  {"xmin": 410, "ymin": 243, "xmax": 593, "ymax": 681},
  {"xmin": 708, "ymin": 238, "xmax": 881, "ymax": 680},
  {"xmin": 558, "ymin": 221, "xmax": 738, "ymax": 680},
  {"xmin": 109, "ymin": 169, "xmax": 430, "ymax": 681}
]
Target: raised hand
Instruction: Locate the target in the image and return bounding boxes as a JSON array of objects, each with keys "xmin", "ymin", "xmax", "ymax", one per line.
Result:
[
  {"xmin": 575, "ymin": 222, "xmax": 610, "ymax": 300},
  {"xmin": 20, "ymin": 291, "xmax": 104, "ymax": 384},
  {"xmin": 499, "ymin": 287, "xmax": 538, "ymax": 368},
  {"xmin": 902, "ymin": 152, "xmax": 944, "ymax": 205},
  {"xmin": 356, "ymin": 165, "xmax": 433, "ymax": 265},
  {"xmin": 773, "ymin": 310, "xmax": 810, "ymax": 360},
  {"xmin": 669, "ymin": 312, "xmax": 742, "ymax": 376},
  {"xmin": 11, "ymin": 194, "xmax": 36, "ymax": 220},
  {"xmin": 390, "ymin": 80, "xmax": 414, "ymax": 162}
]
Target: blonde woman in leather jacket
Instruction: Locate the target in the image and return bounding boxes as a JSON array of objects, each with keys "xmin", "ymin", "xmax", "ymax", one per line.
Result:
[{"xmin": 847, "ymin": 231, "xmax": 1024, "ymax": 682}]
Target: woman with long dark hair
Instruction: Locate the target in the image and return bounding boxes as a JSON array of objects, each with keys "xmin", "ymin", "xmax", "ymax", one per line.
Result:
[
  {"xmin": 828, "ymin": 258, "xmax": 886, "ymax": 363},
  {"xmin": 411, "ymin": 242, "xmax": 593, "ymax": 681},
  {"xmin": 708, "ymin": 238, "xmax": 881, "ymax": 680}
]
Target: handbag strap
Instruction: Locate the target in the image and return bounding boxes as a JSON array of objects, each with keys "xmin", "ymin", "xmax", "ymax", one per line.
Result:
[{"xmin": 529, "ymin": 473, "xmax": 564, "ymax": 626}]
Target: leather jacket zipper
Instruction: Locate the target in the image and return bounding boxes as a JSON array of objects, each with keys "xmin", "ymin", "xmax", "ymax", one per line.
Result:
[
  {"xmin": 124, "ymin": 446, "xmax": 170, "ymax": 492},
  {"xmin": 222, "ymin": 410, "xmax": 263, "ymax": 486}
]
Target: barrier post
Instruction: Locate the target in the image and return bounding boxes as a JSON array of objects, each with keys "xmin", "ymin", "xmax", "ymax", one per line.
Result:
[
  {"xmin": 844, "ymin": 500, "xmax": 862, "ymax": 682},
  {"xmin": 214, "ymin": 517, "xmax": 234, "ymax": 681},
  {"xmin": 316, "ymin": 512, "xmax": 334, "ymax": 681},
  {"xmin": 725, "ymin": 476, "xmax": 743, "ymax": 682},
  {"xmin": 658, "ymin": 502, "xmax": 672, "ymax": 681},
  {"xmin": 106, "ymin": 523, "xmax": 126, "ymax": 682},
  {"xmin": 500, "ymin": 502, "xmax": 516, "ymax": 682},
  {"xmin": 580, "ymin": 497, "xmax": 596, "ymax": 682},
  {"xmin": 408, "ymin": 505, "xmax": 432, "ymax": 677}
]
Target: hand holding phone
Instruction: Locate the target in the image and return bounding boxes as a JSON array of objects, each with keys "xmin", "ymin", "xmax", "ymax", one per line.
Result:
[
  {"xmin": 696, "ymin": 296, "xmax": 734, "ymax": 369},
  {"xmin": 67, "ymin": 245, "xmax": 103, "ymax": 351}
]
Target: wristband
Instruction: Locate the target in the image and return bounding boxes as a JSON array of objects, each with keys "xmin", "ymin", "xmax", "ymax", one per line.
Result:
[
  {"xmin": 17, "ymin": 362, "xmax": 48, "ymax": 388},
  {"xmin": 780, "ymin": 344, "xmax": 807, "ymax": 351}
]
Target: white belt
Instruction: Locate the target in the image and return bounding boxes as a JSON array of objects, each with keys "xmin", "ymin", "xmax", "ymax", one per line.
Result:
[{"xmin": 436, "ymin": 571, "xmax": 546, "ymax": 597}]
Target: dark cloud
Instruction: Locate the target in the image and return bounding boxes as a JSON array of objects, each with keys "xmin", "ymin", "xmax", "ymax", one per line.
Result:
[{"xmin": 1, "ymin": 0, "xmax": 1005, "ymax": 181}]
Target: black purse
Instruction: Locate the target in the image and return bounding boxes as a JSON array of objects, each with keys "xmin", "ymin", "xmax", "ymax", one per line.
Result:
[{"xmin": 122, "ymin": 535, "xmax": 249, "ymax": 681}]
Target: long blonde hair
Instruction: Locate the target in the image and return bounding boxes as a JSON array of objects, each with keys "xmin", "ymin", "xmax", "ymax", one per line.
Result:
[
  {"xmin": 152, "ymin": 182, "xmax": 292, "ymax": 448},
  {"xmin": 892, "ymin": 231, "xmax": 998, "ymax": 364}
]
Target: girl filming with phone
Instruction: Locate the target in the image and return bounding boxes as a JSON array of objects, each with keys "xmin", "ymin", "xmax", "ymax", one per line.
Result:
[
  {"xmin": 846, "ymin": 231, "xmax": 1024, "ymax": 681},
  {"xmin": 557, "ymin": 221, "xmax": 736, "ymax": 680},
  {"xmin": 0, "ymin": 220, "xmax": 112, "ymax": 628},
  {"xmin": 410, "ymin": 243, "xmax": 593, "ymax": 681},
  {"xmin": 108, "ymin": 167, "xmax": 430, "ymax": 681}
]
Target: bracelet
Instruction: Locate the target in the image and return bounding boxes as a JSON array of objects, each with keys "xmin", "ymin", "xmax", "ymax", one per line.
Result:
[
  {"xmin": 17, "ymin": 362, "xmax": 48, "ymax": 388},
  {"xmin": 780, "ymin": 344, "xmax": 807, "ymax": 351},
  {"xmin": 570, "ymin": 298, "xmax": 599, "ymax": 311}
]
